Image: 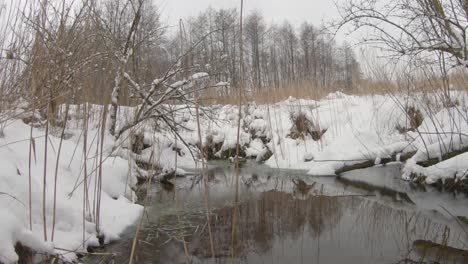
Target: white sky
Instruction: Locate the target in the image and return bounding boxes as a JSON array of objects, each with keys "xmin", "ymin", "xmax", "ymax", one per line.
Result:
[
  {"xmin": 157, "ymin": 0, "xmax": 361, "ymax": 41},
  {"xmin": 154, "ymin": 0, "xmax": 374, "ymax": 69},
  {"xmin": 0, "ymin": 0, "xmax": 362, "ymax": 55},
  {"xmin": 157, "ymin": 0, "xmax": 341, "ymax": 27}
]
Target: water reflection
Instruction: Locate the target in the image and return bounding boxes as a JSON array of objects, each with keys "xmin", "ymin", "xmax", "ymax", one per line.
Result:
[
  {"xmin": 86, "ymin": 164, "xmax": 468, "ymax": 264},
  {"xmin": 192, "ymin": 192, "xmax": 466, "ymax": 264},
  {"xmin": 196, "ymin": 190, "xmax": 345, "ymax": 260}
]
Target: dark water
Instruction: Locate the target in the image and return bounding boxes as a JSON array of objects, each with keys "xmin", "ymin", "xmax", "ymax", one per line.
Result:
[{"xmin": 86, "ymin": 163, "xmax": 468, "ymax": 264}]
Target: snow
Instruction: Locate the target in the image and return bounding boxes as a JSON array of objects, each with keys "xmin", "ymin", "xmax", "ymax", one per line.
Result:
[
  {"xmin": 0, "ymin": 212, "xmax": 54, "ymax": 264},
  {"xmin": 412, "ymin": 152, "xmax": 468, "ymax": 184},
  {"xmin": 143, "ymin": 90, "xmax": 466, "ymax": 184},
  {"xmin": 303, "ymin": 153, "xmax": 314, "ymax": 162},
  {"xmin": 170, "ymin": 80, "xmax": 185, "ymax": 88},
  {"xmin": 246, "ymin": 138, "xmax": 270, "ymax": 162},
  {"xmin": 215, "ymin": 81, "xmax": 230, "ymax": 87},
  {"xmin": 152, "ymin": 78, "xmax": 162, "ymax": 87},
  {"xmin": 0, "ymin": 119, "xmax": 142, "ymax": 263},
  {"xmin": 324, "ymin": 91, "xmax": 348, "ymax": 99},
  {"xmin": 248, "ymin": 118, "xmax": 269, "ymax": 139},
  {"xmin": 401, "ymin": 105, "xmax": 468, "ymax": 182},
  {"xmin": 374, "ymin": 157, "xmax": 382, "ymax": 165},
  {"xmin": 1, "ymin": 89, "xmax": 467, "ymax": 262},
  {"xmin": 191, "ymin": 72, "xmax": 209, "ymax": 80}
]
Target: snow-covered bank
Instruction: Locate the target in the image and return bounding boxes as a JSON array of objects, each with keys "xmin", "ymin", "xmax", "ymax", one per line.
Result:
[
  {"xmin": 0, "ymin": 119, "xmax": 142, "ymax": 263},
  {"xmin": 135, "ymin": 90, "xmax": 467, "ymax": 185},
  {"xmin": 1, "ymin": 90, "xmax": 466, "ymax": 263},
  {"xmin": 401, "ymin": 106, "xmax": 468, "ymax": 182}
]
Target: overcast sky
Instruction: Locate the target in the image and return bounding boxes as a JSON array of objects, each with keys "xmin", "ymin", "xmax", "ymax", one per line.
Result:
[
  {"xmin": 157, "ymin": 0, "xmax": 341, "ymax": 27},
  {"xmin": 155, "ymin": 0, "xmax": 362, "ymax": 46}
]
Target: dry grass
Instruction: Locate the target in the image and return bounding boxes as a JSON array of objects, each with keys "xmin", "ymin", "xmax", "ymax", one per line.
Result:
[
  {"xmin": 200, "ymin": 79, "xmax": 387, "ymax": 105},
  {"xmin": 199, "ymin": 68, "xmax": 468, "ymax": 105},
  {"xmin": 201, "ymin": 80, "xmax": 346, "ymax": 105}
]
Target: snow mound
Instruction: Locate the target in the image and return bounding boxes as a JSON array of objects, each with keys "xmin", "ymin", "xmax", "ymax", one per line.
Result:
[
  {"xmin": 325, "ymin": 91, "xmax": 348, "ymax": 99},
  {"xmin": 0, "ymin": 120, "xmax": 142, "ymax": 263}
]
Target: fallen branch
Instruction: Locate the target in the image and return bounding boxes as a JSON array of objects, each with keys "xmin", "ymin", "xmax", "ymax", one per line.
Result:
[
  {"xmin": 416, "ymin": 145, "xmax": 468, "ymax": 167},
  {"xmin": 335, "ymin": 151, "xmax": 416, "ymax": 175}
]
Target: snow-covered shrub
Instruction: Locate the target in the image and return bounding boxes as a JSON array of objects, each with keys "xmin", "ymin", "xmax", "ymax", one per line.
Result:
[
  {"xmin": 217, "ymin": 144, "xmax": 247, "ymax": 159},
  {"xmin": 203, "ymin": 134, "xmax": 223, "ymax": 160},
  {"xmin": 248, "ymin": 118, "xmax": 270, "ymax": 143},
  {"xmin": 245, "ymin": 138, "xmax": 273, "ymax": 163},
  {"xmin": 325, "ymin": 91, "xmax": 347, "ymax": 100}
]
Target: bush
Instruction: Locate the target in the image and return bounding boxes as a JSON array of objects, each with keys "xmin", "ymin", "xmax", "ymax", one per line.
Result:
[
  {"xmin": 289, "ymin": 112, "xmax": 326, "ymax": 141},
  {"xmin": 396, "ymin": 105, "xmax": 423, "ymax": 133}
]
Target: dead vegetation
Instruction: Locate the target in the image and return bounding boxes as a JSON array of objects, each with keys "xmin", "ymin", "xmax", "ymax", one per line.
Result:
[
  {"xmin": 131, "ymin": 133, "xmax": 146, "ymax": 155},
  {"xmin": 14, "ymin": 243, "xmax": 33, "ymax": 264},
  {"xmin": 289, "ymin": 112, "xmax": 326, "ymax": 141},
  {"xmin": 396, "ymin": 105, "xmax": 424, "ymax": 133},
  {"xmin": 408, "ymin": 175, "xmax": 468, "ymax": 194},
  {"xmin": 203, "ymin": 134, "xmax": 223, "ymax": 160},
  {"xmin": 0, "ymin": 0, "xmax": 466, "ymax": 262},
  {"xmin": 219, "ymin": 145, "xmax": 247, "ymax": 160}
]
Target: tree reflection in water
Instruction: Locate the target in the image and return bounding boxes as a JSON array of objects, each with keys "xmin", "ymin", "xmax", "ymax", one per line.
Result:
[
  {"xmin": 86, "ymin": 165, "xmax": 468, "ymax": 264},
  {"xmin": 193, "ymin": 189, "xmax": 467, "ymax": 264}
]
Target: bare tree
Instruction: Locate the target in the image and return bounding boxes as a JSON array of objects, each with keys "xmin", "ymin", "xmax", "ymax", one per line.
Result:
[
  {"xmin": 105, "ymin": 0, "xmax": 143, "ymax": 136},
  {"xmin": 245, "ymin": 10, "xmax": 266, "ymax": 90},
  {"xmin": 341, "ymin": 42, "xmax": 361, "ymax": 90},
  {"xmin": 299, "ymin": 22, "xmax": 319, "ymax": 84},
  {"xmin": 337, "ymin": 0, "xmax": 467, "ymax": 68}
]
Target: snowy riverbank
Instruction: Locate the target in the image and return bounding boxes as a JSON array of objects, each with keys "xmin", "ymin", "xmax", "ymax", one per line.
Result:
[
  {"xmin": 0, "ymin": 90, "xmax": 467, "ymax": 262},
  {"xmin": 0, "ymin": 118, "xmax": 142, "ymax": 263},
  {"xmin": 144, "ymin": 90, "xmax": 467, "ymax": 182}
]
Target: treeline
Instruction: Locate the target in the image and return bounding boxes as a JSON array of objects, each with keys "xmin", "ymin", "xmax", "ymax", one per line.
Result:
[
  {"xmin": 1, "ymin": 0, "xmax": 170, "ymax": 114},
  {"xmin": 0, "ymin": 0, "xmax": 361, "ymax": 115},
  {"xmin": 167, "ymin": 8, "xmax": 361, "ymax": 96}
]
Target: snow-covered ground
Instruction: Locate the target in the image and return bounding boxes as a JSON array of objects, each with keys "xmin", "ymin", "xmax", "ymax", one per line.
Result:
[
  {"xmin": 0, "ymin": 115, "xmax": 142, "ymax": 263},
  {"xmin": 0, "ymin": 90, "xmax": 467, "ymax": 262},
  {"xmin": 143, "ymin": 90, "xmax": 467, "ymax": 181}
]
